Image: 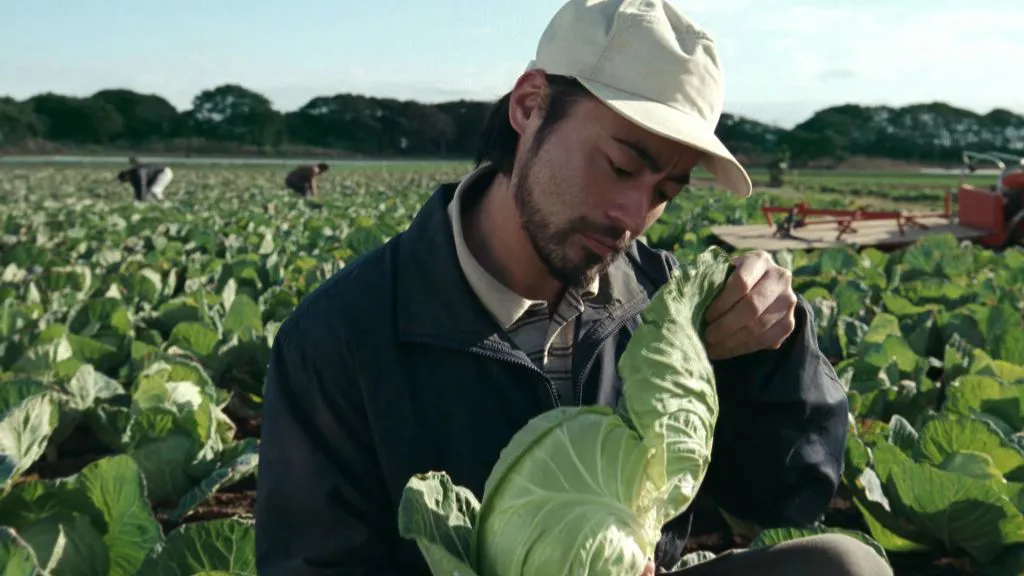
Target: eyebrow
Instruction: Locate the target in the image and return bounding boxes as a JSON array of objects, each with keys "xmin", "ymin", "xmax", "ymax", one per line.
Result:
[{"xmin": 612, "ymin": 137, "xmax": 691, "ymax": 186}]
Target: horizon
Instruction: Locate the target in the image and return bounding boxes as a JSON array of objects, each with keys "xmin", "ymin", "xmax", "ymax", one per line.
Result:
[{"xmin": 4, "ymin": 0, "xmax": 1024, "ymax": 129}]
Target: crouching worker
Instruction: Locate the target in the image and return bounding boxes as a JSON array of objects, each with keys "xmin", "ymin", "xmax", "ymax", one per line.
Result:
[
  {"xmin": 117, "ymin": 157, "xmax": 173, "ymax": 202},
  {"xmin": 284, "ymin": 162, "xmax": 329, "ymax": 197}
]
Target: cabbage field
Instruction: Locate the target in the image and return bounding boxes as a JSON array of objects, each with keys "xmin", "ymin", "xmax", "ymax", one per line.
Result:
[{"xmin": 0, "ymin": 164, "xmax": 1022, "ymax": 575}]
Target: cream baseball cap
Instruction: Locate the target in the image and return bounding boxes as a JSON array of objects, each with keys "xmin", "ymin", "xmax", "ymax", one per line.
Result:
[{"xmin": 525, "ymin": 0, "xmax": 752, "ymax": 198}]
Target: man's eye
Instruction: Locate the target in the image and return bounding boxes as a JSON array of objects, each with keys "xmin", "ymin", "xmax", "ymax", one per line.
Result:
[{"xmin": 609, "ymin": 161, "xmax": 633, "ymax": 178}]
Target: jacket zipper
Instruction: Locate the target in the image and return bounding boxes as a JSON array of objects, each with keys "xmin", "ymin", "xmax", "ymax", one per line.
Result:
[
  {"xmin": 573, "ymin": 297, "xmax": 649, "ymax": 406},
  {"xmin": 473, "ymin": 344, "xmax": 561, "ymax": 409},
  {"xmin": 411, "ymin": 336, "xmax": 561, "ymax": 409}
]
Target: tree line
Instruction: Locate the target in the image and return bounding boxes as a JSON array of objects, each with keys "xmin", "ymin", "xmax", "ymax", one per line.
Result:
[{"xmin": 1, "ymin": 83, "xmax": 1022, "ymax": 166}]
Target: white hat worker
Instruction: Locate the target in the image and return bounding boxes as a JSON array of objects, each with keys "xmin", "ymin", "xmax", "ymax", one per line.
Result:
[{"xmin": 525, "ymin": 0, "xmax": 753, "ymax": 198}]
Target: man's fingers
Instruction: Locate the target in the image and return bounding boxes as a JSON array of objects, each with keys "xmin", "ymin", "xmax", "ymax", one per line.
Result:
[
  {"xmin": 707, "ymin": 291, "xmax": 792, "ymax": 350},
  {"xmin": 706, "ymin": 307, "xmax": 795, "ymax": 360},
  {"xmin": 705, "ymin": 291, "xmax": 797, "ymax": 358},
  {"xmin": 704, "ymin": 251, "xmax": 770, "ymax": 323},
  {"xmin": 704, "ymin": 270, "xmax": 782, "ymax": 345}
]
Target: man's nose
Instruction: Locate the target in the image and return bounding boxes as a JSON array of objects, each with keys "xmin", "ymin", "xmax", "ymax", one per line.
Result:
[{"xmin": 604, "ymin": 187, "xmax": 651, "ymax": 238}]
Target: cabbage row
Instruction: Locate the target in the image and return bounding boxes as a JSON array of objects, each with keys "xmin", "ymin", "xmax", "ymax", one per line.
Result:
[{"xmin": 0, "ymin": 165, "xmax": 1021, "ymax": 575}]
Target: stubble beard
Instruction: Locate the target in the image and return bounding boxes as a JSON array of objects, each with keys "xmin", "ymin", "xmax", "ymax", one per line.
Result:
[{"xmin": 511, "ymin": 150, "xmax": 624, "ymax": 291}]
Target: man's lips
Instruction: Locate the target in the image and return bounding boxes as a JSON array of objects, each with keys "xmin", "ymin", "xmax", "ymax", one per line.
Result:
[{"xmin": 580, "ymin": 233, "xmax": 619, "ymax": 256}]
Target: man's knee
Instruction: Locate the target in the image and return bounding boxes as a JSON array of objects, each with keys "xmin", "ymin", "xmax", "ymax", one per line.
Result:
[{"xmin": 789, "ymin": 533, "xmax": 893, "ymax": 576}]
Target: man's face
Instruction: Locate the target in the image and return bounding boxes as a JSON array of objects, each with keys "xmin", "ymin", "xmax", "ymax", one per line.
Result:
[{"xmin": 510, "ymin": 95, "xmax": 705, "ymax": 290}]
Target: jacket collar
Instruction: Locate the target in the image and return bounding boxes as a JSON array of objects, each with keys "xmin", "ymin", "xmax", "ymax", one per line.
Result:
[{"xmin": 394, "ymin": 171, "xmax": 649, "ymax": 348}]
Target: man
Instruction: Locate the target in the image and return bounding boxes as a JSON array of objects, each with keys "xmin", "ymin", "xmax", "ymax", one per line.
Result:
[
  {"xmin": 284, "ymin": 162, "xmax": 329, "ymax": 197},
  {"xmin": 117, "ymin": 157, "xmax": 173, "ymax": 201},
  {"xmin": 255, "ymin": 1, "xmax": 890, "ymax": 575}
]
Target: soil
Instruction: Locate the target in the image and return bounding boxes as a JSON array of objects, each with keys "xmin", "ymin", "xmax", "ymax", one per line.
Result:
[
  {"xmin": 223, "ymin": 394, "xmax": 263, "ymax": 440},
  {"xmin": 156, "ymin": 489, "xmax": 257, "ymax": 535},
  {"xmin": 231, "ymin": 415, "xmax": 262, "ymax": 440}
]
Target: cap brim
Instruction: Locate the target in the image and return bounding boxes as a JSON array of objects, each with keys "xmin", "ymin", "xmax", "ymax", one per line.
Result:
[{"xmin": 575, "ymin": 77, "xmax": 752, "ymax": 198}]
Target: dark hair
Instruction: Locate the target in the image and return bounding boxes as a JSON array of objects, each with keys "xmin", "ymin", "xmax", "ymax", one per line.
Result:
[
  {"xmin": 317, "ymin": 162, "xmax": 329, "ymax": 172},
  {"xmin": 474, "ymin": 73, "xmax": 595, "ymax": 176}
]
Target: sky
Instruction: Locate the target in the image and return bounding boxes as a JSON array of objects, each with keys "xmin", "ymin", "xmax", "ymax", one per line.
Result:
[{"xmin": 2, "ymin": 0, "xmax": 1023, "ymax": 128}]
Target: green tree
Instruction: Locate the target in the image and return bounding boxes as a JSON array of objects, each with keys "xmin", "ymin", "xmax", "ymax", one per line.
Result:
[
  {"xmin": 188, "ymin": 84, "xmax": 284, "ymax": 147},
  {"xmin": 434, "ymin": 100, "xmax": 491, "ymax": 158},
  {"xmin": 27, "ymin": 93, "xmax": 124, "ymax": 144},
  {"xmin": 91, "ymin": 89, "xmax": 179, "ymax": 143},
  {"xmin": 398, "ymin": 102, "xmax": 457, "ymax": 156},
  {"xmin": 715, "ymin": 113, "xmax": 786, "ymax": 157},
  {"xmin": 0, "ymin": 97, "xmax": 43, "ymax": 147},
  {"xmin": 291, "ymin": 94, "xmax": 382, "ymax": 152}
]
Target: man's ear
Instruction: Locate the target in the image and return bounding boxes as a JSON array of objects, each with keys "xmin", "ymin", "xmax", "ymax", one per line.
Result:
[{"xmin": 507, "ymin": 70, "xmax": 549, "ymax": 138}]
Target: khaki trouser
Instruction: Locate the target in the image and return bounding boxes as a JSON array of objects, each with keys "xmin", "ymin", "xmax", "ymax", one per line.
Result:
[
  {"xmin": 671, "ymin": 534, "xmax": 894, "ymax": 576},
  {"xmin": 146, "ymin": 167, "xmax": 173, "ymax": 200}
]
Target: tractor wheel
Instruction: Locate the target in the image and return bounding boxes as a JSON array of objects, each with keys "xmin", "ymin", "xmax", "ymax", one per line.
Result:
[{"xmin": 1001, "ymin": 209, "xmax": 1024, "ymax": 249}]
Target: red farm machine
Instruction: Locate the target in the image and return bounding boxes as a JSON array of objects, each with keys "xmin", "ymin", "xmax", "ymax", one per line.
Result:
[{"xmin": 710, "ymin": 150, "xmax": 1024, "ymax": 252}]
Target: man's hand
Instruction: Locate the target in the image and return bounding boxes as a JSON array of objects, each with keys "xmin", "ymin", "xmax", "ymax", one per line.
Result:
[
  {"xmin": 641, "ymin": 560, "xmax": 656, "ymax": 576},
  {"xmin": 702, "ymin": 250, "xmax": 797, "ymax": 361}
]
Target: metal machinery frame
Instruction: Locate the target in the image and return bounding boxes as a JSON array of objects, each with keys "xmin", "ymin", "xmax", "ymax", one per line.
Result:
[
  {"xmin": 760, "ymin": 198, "xmax": 954, "ymax": 243},
  {"xmin": 758, "ymin": 150, "xmax": 1024, "ymax": 248}
]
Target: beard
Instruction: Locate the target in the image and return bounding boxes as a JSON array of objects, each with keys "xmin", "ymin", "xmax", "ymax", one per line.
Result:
[{"xmin": 511, "ymin": 147, "xmax": 628, "ymax": 290}]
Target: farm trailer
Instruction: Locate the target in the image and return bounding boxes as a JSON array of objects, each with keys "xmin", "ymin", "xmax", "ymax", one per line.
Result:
[{"xmin": 710, "ymin": 150, "xmax": 1024, "ymax": 251}]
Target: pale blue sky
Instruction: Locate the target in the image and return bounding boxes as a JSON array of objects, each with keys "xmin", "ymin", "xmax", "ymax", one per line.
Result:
[{"xmin": 3, "ymin": 0, "xmax": 1022, "ymax": 128}]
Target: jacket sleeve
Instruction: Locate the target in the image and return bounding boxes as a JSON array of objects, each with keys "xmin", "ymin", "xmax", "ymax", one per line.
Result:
[
  {"xmin": 703, "ymin": 294, "xmax": 849, "ymax": 529},
  {"xmin": 255, "ymin": 310, "xmax": 402, "ymax": 575}
]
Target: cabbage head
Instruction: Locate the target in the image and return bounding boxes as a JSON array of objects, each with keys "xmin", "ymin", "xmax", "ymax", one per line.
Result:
[{"xmin": 397, "ymin": 246, "xmax": 732, "ymax": 576}]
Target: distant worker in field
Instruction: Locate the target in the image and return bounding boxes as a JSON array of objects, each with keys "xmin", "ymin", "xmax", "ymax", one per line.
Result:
[
  {"xmin": 767, "ymin": 147, "xmax": 790, "ymax": 188},
  {"xmin": 284, "ymin": 162, "xmax": 330, "ymax": 198},
  {"xmin": 117, "ymin": 157, "xmax": 174, "ymax": 202}
]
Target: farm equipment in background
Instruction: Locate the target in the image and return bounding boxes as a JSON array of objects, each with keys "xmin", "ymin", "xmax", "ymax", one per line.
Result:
[
  {"xmin": 710, "ymin": 149, "xmax": 1024, "ymax": 251},
  {"xmin": 957, "ymin": 151, "xmax": 1024, "ymax": 248}
]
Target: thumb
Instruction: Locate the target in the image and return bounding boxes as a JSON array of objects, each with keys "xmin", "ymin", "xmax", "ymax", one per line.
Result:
[{"xmin": 641, "ymin": 560, "xmax": 656, "ymax": 576}]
